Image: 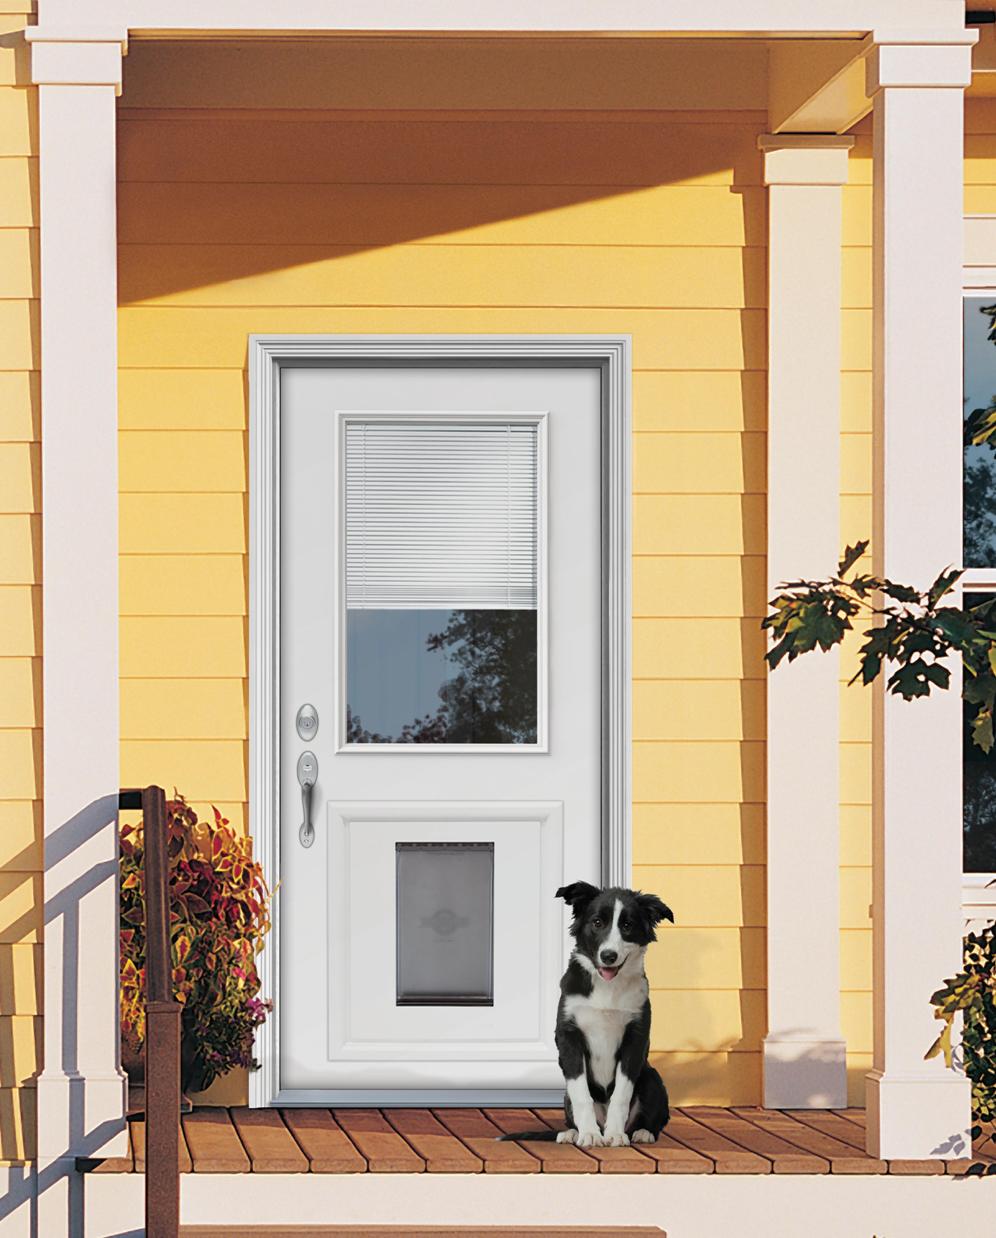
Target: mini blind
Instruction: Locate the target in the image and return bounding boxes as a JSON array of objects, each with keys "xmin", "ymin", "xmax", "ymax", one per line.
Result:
[{"xmin": 345, "ymin": 418, "xmax": 539, "ymax": 610}]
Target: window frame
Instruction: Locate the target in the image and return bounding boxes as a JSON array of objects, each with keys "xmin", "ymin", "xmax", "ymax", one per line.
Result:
[
  {"xmin": 333, "ymin": 408, "xmax": 550, "ymax": 755},
  {"xmin": 961, "ymin": 281, "xmax": 996, "ymax": 918}
]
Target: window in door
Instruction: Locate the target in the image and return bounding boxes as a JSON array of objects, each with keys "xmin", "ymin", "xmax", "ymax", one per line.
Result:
[{"xmin": 339, "ymin": 413, "xmax": 547, "ymax": 750}]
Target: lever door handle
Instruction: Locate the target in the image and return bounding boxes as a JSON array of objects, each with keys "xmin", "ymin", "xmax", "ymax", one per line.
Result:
[{"xmin": 297, "ymin": 750, "xmax": 318, "ymax": 848}]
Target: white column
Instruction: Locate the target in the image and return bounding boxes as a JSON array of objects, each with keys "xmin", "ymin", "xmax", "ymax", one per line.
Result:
[
  {"xmin": 865, "ymin": 34, "xmax": 974, "ymax": 1160},
  {"xmin": 27, "ymin": 27, "xmax": 128, "ymax": 1235},
  {"xmin": 760, "ymin": 135, "xmax": 851, "ymax": 1110}
]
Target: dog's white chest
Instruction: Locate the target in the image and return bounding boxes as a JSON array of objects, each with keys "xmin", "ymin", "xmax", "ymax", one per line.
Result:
[{"xmin": 564, "ymin": 974, "xmax": 646, "ymax": 1090}]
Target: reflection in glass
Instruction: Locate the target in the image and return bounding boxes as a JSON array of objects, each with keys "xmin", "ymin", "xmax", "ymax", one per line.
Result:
[
  {"xmin": 965, "ymin": 593, "xmax": 996, "ymax": 871},
  {"xmin": 346, "ymin": 608, "xmax": 537, "ymax": 744},
  {"xmin": 396, "ymin": 842, "xmax": 494, "ymax": 1005},
  {"xmin": 964, "ymin": 298, "xmax": 996, "ymax": 567}
]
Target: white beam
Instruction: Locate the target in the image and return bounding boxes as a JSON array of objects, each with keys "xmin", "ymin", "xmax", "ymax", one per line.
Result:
[
  {"xmin": 761, "ymin": 134, "xmax": 852, "ymax": 1110},
  {"xmin": 30, "ymin": 30, "xmax": 128, "ymax": 1238},
  {"xmin": 33, "ymin": 0, "xmax": 966, "ymax": 36},
  {"xmin": 768, "ymin": 40, "xmax": 872, "ymax": 133},
  {"xmin": 866, "ymin": 32, "xmax": 975, "ymax": 1161}
]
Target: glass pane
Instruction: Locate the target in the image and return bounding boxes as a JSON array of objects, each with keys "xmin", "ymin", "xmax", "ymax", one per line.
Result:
[
  {"xmin": 964, "ymin": 298, "xmax": 996, "ymax": 568},
  {"xmin": 965, "ymin": 593, "xmax": 996, "ymax": 871},
  {"xmin": 396, "ymin": 842, "xmax": 494, "ymax": 1005},
  {"xmin": 346, "ymin": 608, "xmax": 537, "ymax": 744}
]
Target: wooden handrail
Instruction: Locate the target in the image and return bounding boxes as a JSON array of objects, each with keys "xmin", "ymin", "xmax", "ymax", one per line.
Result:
[{"xmin": 120, "ymin": 786, "xmax": 181, "ymax": 1238}]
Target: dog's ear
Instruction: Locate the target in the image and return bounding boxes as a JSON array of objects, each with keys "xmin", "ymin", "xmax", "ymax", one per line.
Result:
[
  {"xmin": 555, "ymin": 881, "xmax": 600, "ymax": 917},
  {"xmin": 636, "ymin": 891, "xmax": 674, "ymax": 937}
]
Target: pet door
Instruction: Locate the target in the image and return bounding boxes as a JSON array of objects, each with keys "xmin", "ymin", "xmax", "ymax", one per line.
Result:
[{"xmin": 395, "ymin": 841, "xmax": 494, "ymax": 1005}]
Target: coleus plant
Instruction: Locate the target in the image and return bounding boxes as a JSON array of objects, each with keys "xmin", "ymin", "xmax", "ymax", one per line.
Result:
[{"xmin": 120, "ymin": 793, "xmax": 272, "ymax": 1093}]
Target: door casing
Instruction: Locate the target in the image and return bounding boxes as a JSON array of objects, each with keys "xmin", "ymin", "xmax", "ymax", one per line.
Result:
[{"xmin": 248, "ymin": 334, "xmax": 632, "ymax": 1107}]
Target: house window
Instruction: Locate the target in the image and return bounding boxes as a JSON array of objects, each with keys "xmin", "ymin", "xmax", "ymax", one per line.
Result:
[{"xmin": 963, "ymin": 296, "xmax": 996, "ymax": 914}]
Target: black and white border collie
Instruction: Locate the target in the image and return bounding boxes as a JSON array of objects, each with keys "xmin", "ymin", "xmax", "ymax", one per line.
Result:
[{"xmin": 502, "ymin": 881, "xmax": 673, "ymax": 1147}]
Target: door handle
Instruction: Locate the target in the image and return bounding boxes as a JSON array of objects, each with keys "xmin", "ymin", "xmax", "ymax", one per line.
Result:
[{"xmin": 297, "ymin": 750, "xmax": 318, "ymax": 848}]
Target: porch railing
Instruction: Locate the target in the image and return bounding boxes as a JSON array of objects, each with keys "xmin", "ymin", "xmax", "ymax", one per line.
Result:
[{"xmin": 120, "ymin": 785, "xmax": 181, "ymax": 1238}]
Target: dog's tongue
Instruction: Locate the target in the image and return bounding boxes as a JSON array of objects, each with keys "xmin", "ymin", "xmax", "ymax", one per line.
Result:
[{"xmin": 598, "ymin": 965, "xmax": 620, "ymax": 982}]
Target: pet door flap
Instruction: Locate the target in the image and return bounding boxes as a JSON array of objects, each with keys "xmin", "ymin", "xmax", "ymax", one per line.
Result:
[{"xmin": 395, "ymin": 841, "xmax": 494, "ymax": 1005}]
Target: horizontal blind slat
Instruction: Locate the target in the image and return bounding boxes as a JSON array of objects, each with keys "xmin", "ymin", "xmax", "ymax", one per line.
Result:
[{"xmin": 345, "ymin": 418, "xmax": 539, "ymax": 611}]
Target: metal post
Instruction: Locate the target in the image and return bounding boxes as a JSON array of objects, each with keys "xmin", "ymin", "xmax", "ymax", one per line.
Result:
[{"xmin": 142, "ymin": 785, "xmax": 181, "ymax": 1238}]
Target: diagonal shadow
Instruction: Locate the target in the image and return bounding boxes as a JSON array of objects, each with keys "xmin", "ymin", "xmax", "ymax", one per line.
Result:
[{"xmin": 0, "ymin": 796, "xmax": 126, "ymax": 1235}]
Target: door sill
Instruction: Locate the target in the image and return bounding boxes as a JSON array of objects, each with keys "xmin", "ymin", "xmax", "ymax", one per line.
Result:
[{"xmin": 267, "ymin": 1088, "xmax": 564, "ymax": 1107}]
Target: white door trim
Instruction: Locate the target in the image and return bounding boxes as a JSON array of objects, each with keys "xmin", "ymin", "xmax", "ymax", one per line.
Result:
[{"xmin": 248, "ymin": 334, "xmax": 632, "ymax": 1107}]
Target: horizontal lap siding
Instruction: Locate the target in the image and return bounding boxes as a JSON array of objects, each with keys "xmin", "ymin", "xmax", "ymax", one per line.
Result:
[
  {"xmin": 841, "ymin": 120, "xmax": 873, "ymax": 1105},
  {"xmin": 0, "ymin": 9, "xmax": 39, "ymax": 1162},
  {"xmin": 118, "ymin": 105, "xmax": 768, "ymax": 1106}
]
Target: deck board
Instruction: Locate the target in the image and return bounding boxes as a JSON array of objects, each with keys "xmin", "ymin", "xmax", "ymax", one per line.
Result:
[
  {"xmin": 132, "ymin": 1117, "xmax": 194, "ymax": 1174},
  {"xmin": 183, "ymin": 1107, "xmax": 251, "ymax": 1174},
  {"xmin": 484, "ymin": 1108, "xmax": 598, "ymax": 1173},
  {"xmin": 331, "ymin": 1108, "xmax": 425, "ymax": 1173},
  {"xmin": 618, "ymin": 1130, "xmax": 715, "ymax": 1175},
  {"xmin": 531, "ymin": 1109, "xmax": 655, "ymax": 1174},
  {"xmin": 231, "ymin": 1109, "xmax": 310, "ymax": 1174},
  {"xmin": 89, "ymin": 1123, "xmax": 134, "ymax": 1174},
  {"xmin": 84, "ymin": 1105, "xmax": 991, "ymax": 1176},
  {"xmin": 665, "ymin": 1110, "xmax": 769, "ymax": 1174},
  {"xmin": 383, "ymin": 1109, "xmax": 483, "ymax": 1173},
  {"xmin": 731, "ymin": 1108, "xmax": 885, "ymax": 1174},
  {"xmin": 281, "ymin": 1109, "xmax": 367, "ymax": 1173},
  {"xmin": 179, "ymin": 1228, "xmax": 666, "ymax": 1236},
  {"xmin": 691, "ymin": 1106, "xmax": 828, "ymax": 1174},
  {"xmin": 433, "ymin": 1108, "xmax": 541, "ymax": 1174},
  {"xmin": 784, "ymin": 1110, "xmax": 942, "ymax": 1176}
]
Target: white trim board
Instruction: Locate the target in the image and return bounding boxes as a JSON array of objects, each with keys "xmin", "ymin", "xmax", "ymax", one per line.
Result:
[
  {"xmin": 82, "ymin": 1170, "xmax": 996, "ymax": 1238},
  {"xmin": 248, "ymin": 334, "xmax": 632, "ymax": 1109},
  {"xmin": 31, "ymin": 1, "xmax": 967, "ymax": 37}
]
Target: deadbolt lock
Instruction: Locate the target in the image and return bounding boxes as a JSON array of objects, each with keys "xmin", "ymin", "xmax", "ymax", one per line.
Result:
[{"xmin": 296, "ymin": 703, "xmax": 319, "ymax": 741}]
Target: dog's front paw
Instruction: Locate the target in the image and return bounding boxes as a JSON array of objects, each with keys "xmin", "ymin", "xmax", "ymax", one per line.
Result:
[
  {"xmin": 556, "ymin": 1128, "xmax": 579, "ymax": 1145},
  {"xmin": 602, "ymin": 1130, "xmax": 630, "ymax": 1147},
  {"xmin": 630, "ymin": 1129, "xmax": 656, "ymax": 1144},
  {"xmin": 575, "ymin": 1128, "xmax": 606, "ymax": 1148}
]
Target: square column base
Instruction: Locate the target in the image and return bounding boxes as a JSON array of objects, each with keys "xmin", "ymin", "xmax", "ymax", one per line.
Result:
[
  {"xmin": 866, "ymin": 1069, "xmax": 971, "ymax": 1159},
  {"xmin": 763, "ymin": 1035, "xmax": 847, "ymax": 1109}
]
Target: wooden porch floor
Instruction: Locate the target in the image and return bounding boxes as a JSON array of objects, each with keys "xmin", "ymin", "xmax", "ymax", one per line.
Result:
[{"xmin": 84, "ymin": 1106, "xmax": 993, "ymax": 1176}]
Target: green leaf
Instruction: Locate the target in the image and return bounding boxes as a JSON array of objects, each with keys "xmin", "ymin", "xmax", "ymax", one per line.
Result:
[
  {"xmin": 965, "ymin": 401, "xmax": 996, "ymax": 449},
  {"xmin": 933, "ymin": 608, "xmax": 979, "ymax": 648},
  {"xmin": 973, "ymin": 707, "xmax": 994, "ymax": 754},
  {"xmin": 877, "ymin": 581, "xmax": 921, "ymax": 604},
  {"xmin": 837, "ymin": 540, "xmax": 869, "ymax": 578},
  {"xmin": 887, "ymin": 658, "xmax": 937, "ymax": 699},
  {"xmin": 927, "ymin": 566, "xmax": 963, "ymax": 609}
]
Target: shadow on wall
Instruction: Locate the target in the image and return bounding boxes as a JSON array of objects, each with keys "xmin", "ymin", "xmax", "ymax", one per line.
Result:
[
  {"xmin": 115, "ymin": 38, "xmax": 767, "ymax": 304},
  {"xmin": 0, "ymin": 797, "xmax": 127, "ymax": 1234},
  {"xmin": 649, "ymin": 1050, "xmax": 762, "ymax": 1108}
]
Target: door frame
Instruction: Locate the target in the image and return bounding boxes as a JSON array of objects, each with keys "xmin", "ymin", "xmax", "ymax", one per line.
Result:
[{"xmin": 247, "ymin": 334, "xmax": 632, "ymax": 1107}]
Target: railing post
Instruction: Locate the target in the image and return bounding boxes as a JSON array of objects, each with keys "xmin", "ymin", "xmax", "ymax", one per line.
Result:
[{"xmin": 142, "ymin": 785, "xmax": 181, "ymax": 1238}]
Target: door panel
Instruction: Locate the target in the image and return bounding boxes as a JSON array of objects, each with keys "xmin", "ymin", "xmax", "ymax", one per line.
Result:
[{"xmin": 279, "ymin": 364, "xmax": 601, "ymax": 1098}]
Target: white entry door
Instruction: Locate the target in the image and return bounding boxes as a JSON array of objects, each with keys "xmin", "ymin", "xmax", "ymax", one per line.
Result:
[{"xmin": 278, "ymin": 362, "xmax": 602, "ymax": 1101}]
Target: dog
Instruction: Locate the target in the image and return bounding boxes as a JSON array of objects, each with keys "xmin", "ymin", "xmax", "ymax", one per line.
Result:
[{"xmin": 500, "ymin": 881, "xmax": 673, "ymax": 1147}]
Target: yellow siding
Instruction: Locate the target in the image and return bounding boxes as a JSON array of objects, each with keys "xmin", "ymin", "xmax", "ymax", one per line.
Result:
[
  {"xmin": 118, "ymin": 95, "xmax": 769, "ymax": 1104},
  {"xmin": 840, "ymin": 117, "xmax": 873, "ymax": 1097},
  {"xmin": 0, "ymin": 9, "xmax": 38, "ymax": 1162},
  {"xmin": 107, "ymin": 66, "xmax": 994, "ymax": 1115}
]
